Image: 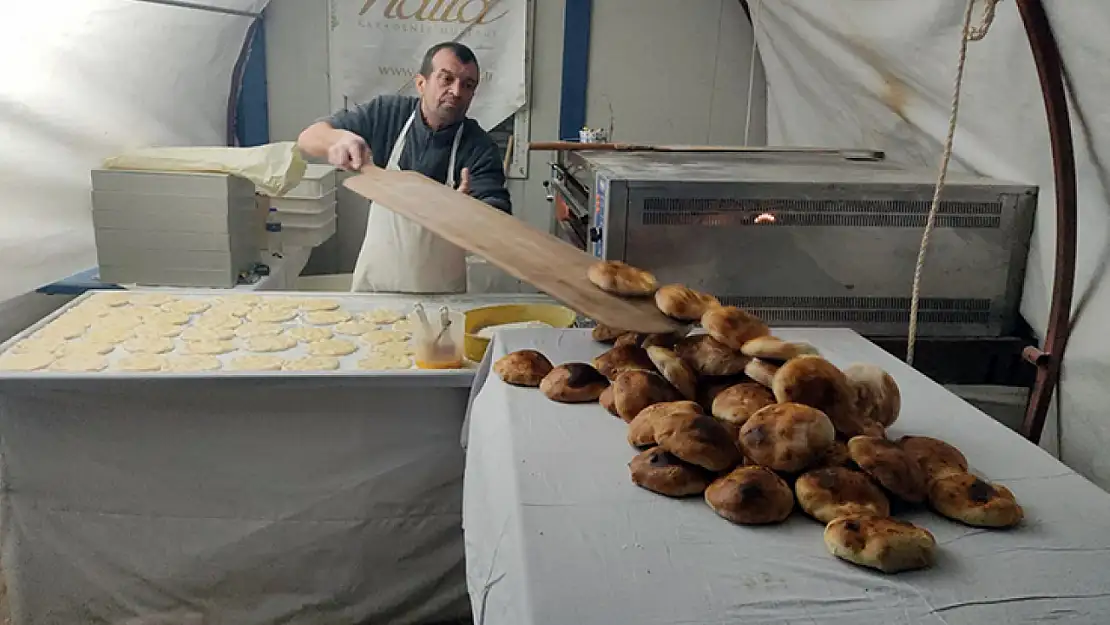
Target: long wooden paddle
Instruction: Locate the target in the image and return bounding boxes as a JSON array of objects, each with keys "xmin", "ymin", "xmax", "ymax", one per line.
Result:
[{"xmin": 343, "ymin": 166, "xmax": 684, "ymax": 334}]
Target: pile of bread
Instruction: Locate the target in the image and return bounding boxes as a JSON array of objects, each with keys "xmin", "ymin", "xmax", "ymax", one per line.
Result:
[{"xmin": 493, "ymin": 261, "xmax": 1024, "ymax": 575}]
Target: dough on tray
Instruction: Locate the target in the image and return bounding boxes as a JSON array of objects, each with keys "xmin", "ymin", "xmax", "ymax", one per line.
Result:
[
  {"xmin": 283, "ymin": 356, "xmax": 341, "ymax": 371},
  {"xmin": 162, "ymin": 300, "xmax": 210, "ymax": 315},
  {"xmin": 165, "ymin": 355, "xmax": 222, "ymax": 372},
  {"xmin": 307, "ymin": 339, "xmax": 358, "ymax": 357},
  {"xmin": 359, "ymin": 308, "xmax": 406, "ymax": 325},
  {"xmin": 205, "ymin": 303, "xmax": 254, "ymax": 318},
  {"xmin": 334, "ymin": 321, "xmax": 379, "ymax": 336},
  {"xmin": 194, "ymin": 314, "xmax": 243, "ymax": 331},
  {"xmin": 133, "ymin": 323, "xmax": 185, "ymax": 338},
  {"xmin": 182, "ymin": 326, "xmax": 236, "ymax": 342},
  {"xmin": 390, "ymin": 318, "xmax": 415, "ymax": 332},
  {"xmin": 0, "ymin": 352, "xmax": 56, "ymax": 371},
  {"xmin": 305, "ymin": 310, "xmax": 353, "ymax": 325},
  {"xmin": 182, "ymin": 340, "xmax": 235, "ymax": 356},
  {"xmin": 357, "ymin": 353, "xmax": 413, "ymax": 370},
  {"xmin": 127, "ymin": 293, "xmax": 178, "ymax": 307},
  {"xmin": 245, "ymin": 334, "xmax": 298, "ymax": 353},
  {"xmin": 234, "ymin": 323, "xmax": 285, "ymax": 339},
  {"xmin": 298, "ymin": 298, "xmax": 341, "ymax": 311},
  {"xmin": 10, "ymin": 336, "xmax": 69, "ymax": 354},
  {"xmin": 228, "ymin": 355, "xmax": 286, "ymax": 371},
  {"xmin": 122, "ymin": 337, "xmax": 175, "ymax": 354},
  {"xmin": 50, "ymin": 355, "xmax": 109, "ymax": 372},
  {"xmin": 288, "ymin": 326, "xmax": 334, "ymax": 342},
  {"xmin": 85, "ymin": 327, "xmax": 136, "ymax": 345},
  {"xmin": 372, "ymin": 341, "xmax": 414, "ymax": 357},
  {"xmin": 114, "ymin": 354, "xmax": 167, "ymax": 372},
  {"xmin": 360, "ymin": 329, "xmax": 410, "ymax": 345},
  {"xmin": 248, "ymin": 307, "xmax": 299, "ymax": 323}
]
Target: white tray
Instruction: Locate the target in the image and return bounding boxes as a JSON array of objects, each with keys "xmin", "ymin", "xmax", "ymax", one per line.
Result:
[
  {"xmin": 282, "ymin": 214, "xmax": 336, "ymax": 248},
  {"xmin": 269, "ymin": 189, "xmax": 337, "ymax": 215}
]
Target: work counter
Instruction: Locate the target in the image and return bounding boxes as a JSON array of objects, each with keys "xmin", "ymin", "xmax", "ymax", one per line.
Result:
[{"xmin": 0, "ymin": 290, "xmax": 559, "ymax": 625}]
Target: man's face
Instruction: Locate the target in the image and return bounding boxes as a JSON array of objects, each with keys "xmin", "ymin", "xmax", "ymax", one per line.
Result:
[{"xmin": 415, "ymin": 49, "xmax": 480, "ymax": 127}]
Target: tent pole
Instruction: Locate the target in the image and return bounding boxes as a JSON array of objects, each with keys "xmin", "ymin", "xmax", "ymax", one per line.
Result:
[
  {"xmin": 125, "ymin": 0, "xmax": 263, "ymax": 19},
  {"xmin": 1014, "ymin": 0, "xmax": 1077, "ymax": 445}
]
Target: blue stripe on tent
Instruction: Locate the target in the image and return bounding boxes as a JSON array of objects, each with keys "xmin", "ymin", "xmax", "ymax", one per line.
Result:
[{"xmin": 559, "ymin": 0, "xmax": 592, "ymax": 141}]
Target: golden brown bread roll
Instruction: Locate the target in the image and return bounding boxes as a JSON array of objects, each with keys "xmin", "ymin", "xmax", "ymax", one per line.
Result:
[
  {"xmin": 843, "ymin": 363, "xmax": 901, "ymax": 428},
  {"xmin": 627, "ymin": 401, "xmax": 703, "ymax": 448},
  {"xmin": 641, "ymin": 332, "xmax": 686, "ymax": 349},
  {"xmin": 710, "ymin": 382, "xmax": 775, "ymax": 429},
  {"xmin": 587, "ymin": 260, "xmax": 658, "ymax": 296},
  {"xmin": 539, "ymin": 363, "xmax": 610, "ymax": 403},
  {"xmin": 591, "ymin": 323, "xmax": 626, "ymax": 343},
  {"xmin": 772, "ymin": 356, "xmax": 884, "ymax": 438},
  {"xmin": 927, "ymin": 473, "xmax": 1023, "ymax": 528},
  {"xmin": 744, "ymin": 358, "xmax": 779, "ymax": 388},
  {"xmin": 593, "ymin": 344, "xmax": 655, "ymax": 381},
  {"xmin": 654, "ymin": 284, "xmax": 720, "ymax": 321},
  {"xmin": 738, "ymin": 402, "xmax": 836, "ymax": 473},
  {"xmin": 674, "ymin": 334, "xmax": 750, "ymax": 377},
  {"xmin": 705, "ymin": 466, "xmax": 794, "ymax": 525},
  {"xmin": 795, "ymin": 467, "xmax": 890, "ymax": 523},
  {"xmin": 824, "ymin": 515, "xmax": 936, "ymax": 573},
  {"xmin": 898, "ymin": 435, "xmax": 968, "ymax": 484},
  {"xmin": 646, "ymin": 346, "xmax": 698, "ymax": 400},
  {"xmin": 740, "ymin": 336, "xmax": 819, "ymax": 362},
  {"xmin": 613, "ymin": 332, "xmax": 648, "ymax": 348},
  {"xmin": 629, "ymin": 447, "xmax": 712, "ymax": 497},
  {"xmin": 815, "ymin": 439, "xmax": 852, "ymax": 469},
  {"xmin": 599, "ymin": 386, "xmax": 619, "ymax": 417},
  {"xmin": 493, "ymin": 349, "xmax": 554, "ymax": 387},
  {"xmin": 653, "ymin": 410, "xmax": 740, "ymax": 472},
  {"xmin": 612, "ymin": 370, "xmax": 682, "ymax": 422},
  {"xmin": 847, "ymin": 436, "xmax": 927, "ymax": 503},
  {"xmin": 701, "ymin": 306, "xmax": 770, "ymax": 350}
]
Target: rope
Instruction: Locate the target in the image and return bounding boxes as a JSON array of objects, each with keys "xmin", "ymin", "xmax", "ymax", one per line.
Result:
[
  {"xmin": 743, "ymin": 0, "xmax": 763, "ymax": 146},
  {"xmin": 905, "ymin": 0, "xmax": 1000, "ymax": 365}
]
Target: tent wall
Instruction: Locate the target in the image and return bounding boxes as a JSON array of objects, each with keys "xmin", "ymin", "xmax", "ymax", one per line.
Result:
[
  {"xmin": 756, "ymin": 0, "xmax": 1110, "ymax": 488},
  {"xmin": 264, "ymin": 0, "xmax": 767, "ymax": 274}
]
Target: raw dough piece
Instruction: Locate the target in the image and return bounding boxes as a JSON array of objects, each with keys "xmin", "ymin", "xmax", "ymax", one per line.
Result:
[
  {"xmin": 182, "ymin": 340, "xmax": 235, "ymax": 355},
  {"xmin": 283, "ymin": 356, "xmax": 341, "ymax": 371},
  {"xmin": 127, "ymin": 293, "xmax": 178, "ymax": 307},
  {"xmin": 85, "ymin": 327, "xmax": 136, "ymax": 344},
  {"xmin": 95, "ymin": 316, "xmax": 143, "ymax": 331},
  {"xmin": 50, "ymin": 355, "xmax": 109, "ymax": 372},
  {"xmin": 288, "ymin": 326, "xmax": 334, "ymax": 342},
  {"xmin": 305, "ymin": 310, "xmax": 352, "ymax": 325},
  {"xmin": 218, "ymin": 295, "xmax": 263, "ymax": 306},
  {"xmin": 373, "ymin": 341, "xmax": 415, "ymax": 357},
  {"xmin": 57, "ymin": 342, "xmax": 115, "ymax": 357},
  {"xmin": 206, "ymin": 303, "xmax": 254, "ymax": 318},
  {"xmin": 92, "ymin": 292, "xmax": 132, "ymax": 307},
  {"xmin": 0, "ymin": 352, "xmax": 55, "ymax": 371},
  {"xmin": 228, "ymin": 355, "xmax": 286, "ymax": 371},
  {"xmin": 10, "ymin": 337, "xmax": 68, "ymax": 354},
  {"xmin": 146, "ymin": 311, "xmax": 192, "ymax": 326},
  {"xmin": 123, "ymin": 337, "xmax": 176, "ymax": 354},
  {"xmin": 248, "ymin": 307, "xmax": 299, "ymax": 323},
  {"xmin": 334, "ymin": 320, "xmax": 379, "ymax": 336},
  {"xmin": 391, "ymin": 318, "xmax": 415, "ymax": 332},
  {"xmin": 245, "ymin": 334, "xmax": 298, "ymax": 353},
  {"xmin": 114, "ymin": 354, "xmax": 167, "ymax": 372},
  {"xmin": 182, "ymin": 326, "xmax": 236, "ymax": 342},
  {"xmin": 357, "ymin": 353, "xmax": 414, "ymax": 370},
  {"xmin": 308, "ymin": 339, "xmax": 358, "ymax": 357},
  {"xmin": 36, "ymin": 324, "xmax": 87, "ymax": 340},
  {"xmin": 359, "ymin": 308, "xmax": 406, "ymax": 325},
  {"xmin": 361, "ymin": 329, "xmax": 410, "ymax": 344},
  {"xmin": 234, "ymin": 323, "xmax": 285, "ymax": 339},
  {"xmin": 194, "ymin": 314, "xmax": 243, "ymax": 331},
  {"xmin": 298, "ymin": 298, "xmax": 341, "ymax": 311},
  {"xmin": 162, "ymin": 300, "xmax": 210, "ymax": 315},
  {"xmin": 133, "ymin": 324, "xmax": 184, "ymax": 339},
  {"xmin": 165, "ymin": 355, "xmax": 222, "ymax": 372},
  {"xmin": 127, "ymin": 306, "xmax": 165, "ymax": 320}
]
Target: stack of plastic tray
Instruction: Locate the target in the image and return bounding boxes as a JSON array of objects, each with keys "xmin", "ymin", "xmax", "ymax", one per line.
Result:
[{"xmin": 262, "ymin": 164, "xmax": 337, "ymax": 249}]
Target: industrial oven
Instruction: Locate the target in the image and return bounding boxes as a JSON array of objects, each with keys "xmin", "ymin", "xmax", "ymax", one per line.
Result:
[{"xmin": 547, "ymin": 150, "xmax": 1037, "ymax": 337}]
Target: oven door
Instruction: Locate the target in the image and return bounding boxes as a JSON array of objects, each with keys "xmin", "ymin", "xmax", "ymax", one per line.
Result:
[{"xmin": 548, "ymin": 163, "xmax": 589, "ymax": 250}]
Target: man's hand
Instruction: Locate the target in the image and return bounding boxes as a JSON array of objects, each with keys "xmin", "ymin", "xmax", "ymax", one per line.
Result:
[
  {"xmin": 327, "ymin": 131, "xmax": 371, "ymax": 171},
  {"xmin": 457, "ymin": 167, "xmax": 471, "ymax": 195}
]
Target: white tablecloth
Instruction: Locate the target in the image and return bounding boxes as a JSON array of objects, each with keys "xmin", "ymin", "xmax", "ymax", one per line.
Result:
[{"xmin": 462, "ymin": 328, "xmax": 1110, "ymax": 625}]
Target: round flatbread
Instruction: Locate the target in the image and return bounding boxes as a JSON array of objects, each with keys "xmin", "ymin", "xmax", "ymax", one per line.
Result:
[
  {"xmin": 334, "ymin": 321, "xmax": 379, "ymax": 336},
  {"xmin": 305, "ymin": 310, "xmax": 352, "ymax": 325},
  {"xmin": 228, "ymin": 355, "xmax": 286, "ymax": 371},
  {"xmin": 50, "ymin": 355, "xmax": 109, "ymax": 372},
  {"xmin": 288, "ymin": 326, "xmax": 334, "ymax": 342},
  {"xmin": 193, "ymin": 315, "xmax": 243, "ymax": 331},
  {"xmin": 283, "ymin": 356, "xmax": 341, "ymax": 371},
  {"xmin": 133, "ymin": 323, "xmax": 184, "ymax": 338},
  {"xmin": 84, "ymin": 328, "xmax": 136, "ymax": 344},
  {"xmin": 248, "ymin": 307, "xmax": 299, "ymax": 323},
  {"xmin": 298, "ymin": 298, "xmax": 341, "ymax": 311},
  {"xmin": 0, "ymin": 351, "xmax": 55, "ymax": 371},
  {"xmin": 113, "ymin": 354, "xmax": 167, "ymax": 372},
  {"xmin": 182, "ymin": 326, "xmax": 236, "ymax": 342},
  {"xmin": 182, "ymin": 340, "xmax": 235, "ymax": 356},
  {"xmin": 361, "ymin": 329, "xmax": 410, "ymax": 345},
  {"xmin": 234, "ymin": 323, "xmax": 285, "ymax": 339},
  {"xmin": 308, "ymin": 339, "xmax": 358, "ymax": 357},
  {"xmin": 359, "ymin": 309, "xmax": 406, "ymax": 325},
  {"xmin": 127, "ymin": 293, "xmax": 178, "ymax": 307},
  {"xmin": 165, "ymin": 355, "xmax": 222, "ymax": 372},
  {"xmin": 244, "ymin": 334, "xmax": 298, "ymax": 353},
  {"xmin": 162, "ymin": 300, "xmax": 210, "ymax": 315},
  {"xmin": 357, "ymin": 353, "xmax": 414, "ymax": 370},
  {"xmin": 122, "ymin": 337, "xmax": 175, "ymax": 354}
]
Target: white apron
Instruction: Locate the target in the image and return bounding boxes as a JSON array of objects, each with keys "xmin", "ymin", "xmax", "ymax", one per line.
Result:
[{"xmin": 350, "ymin": 110, "xmax": 467, "ymax": 293}]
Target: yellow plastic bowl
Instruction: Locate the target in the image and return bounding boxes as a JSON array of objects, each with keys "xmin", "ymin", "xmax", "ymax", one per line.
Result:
[{"xmin": 464, "ymin": 303, "xmax": 578, "ymax": 362}]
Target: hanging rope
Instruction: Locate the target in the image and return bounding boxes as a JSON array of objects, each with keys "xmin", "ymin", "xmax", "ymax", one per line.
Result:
[{"xmin": 905, "ymin": 0, "xmax": 1001, "ymax": 365}]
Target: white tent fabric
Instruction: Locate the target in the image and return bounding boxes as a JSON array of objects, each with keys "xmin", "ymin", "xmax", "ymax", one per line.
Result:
[
  {"xmin": 756, "ymin": 0, "xmax": 1110, "ymax": 488},
  {"xmin": 0, "ymin": 0, "xmax": 267, "ymax": 302}
]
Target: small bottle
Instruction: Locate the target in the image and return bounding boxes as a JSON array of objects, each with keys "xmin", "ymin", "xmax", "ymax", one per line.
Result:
[{"xmin": 265, "ymin": 207, "xmax": 284, "ymax": 259}]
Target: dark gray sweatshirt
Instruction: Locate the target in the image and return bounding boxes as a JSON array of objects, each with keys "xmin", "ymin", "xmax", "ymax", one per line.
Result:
[{"xmin": 324, "ymin": 95, "xmax": 512, "ymax": 214}]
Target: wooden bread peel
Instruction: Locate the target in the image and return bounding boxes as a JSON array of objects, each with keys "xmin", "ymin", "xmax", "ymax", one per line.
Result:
[{"xmin": 344, "ymin": 166, "xmax": 685, "ymax": 335}]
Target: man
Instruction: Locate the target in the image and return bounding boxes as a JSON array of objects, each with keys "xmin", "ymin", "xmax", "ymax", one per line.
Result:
[{"xmin": 297, "ymin": 42, "xmax": 511, "ymax": 293}]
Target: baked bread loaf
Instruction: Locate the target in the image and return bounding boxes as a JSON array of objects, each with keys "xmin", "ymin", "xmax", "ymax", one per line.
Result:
[
  {"xmin": 629, "ymin": 447, "xmax": 711, "ymax": 497},
  {"xmin": 741, "ymin": 336, "xmax": 819, "ymax": 362},
  {"xmin": 928, "ymin": 473, "xmax": 1023, "ymax": 528},
  {"xmin": 844, "ymin": 363, "xmax": 901, "ymax": 427},
  {"xmin": 493, "ymin": 349, "xmax": 554, "ymax": 387},
  {"xmin": 539, "ymin": 363, "xmax": 610, "ymax": 403},
  {"xmin": 587, "ymin": 260, "xmax": 658, "ymax": 296},
  {"xmin": 612, "ymin": 370, "xmax": 683, "ymax": 422},
  {"xmin": 824, "ymin": 515, "xmax": 936, "ymax": 573},
  {"xmin": 898, "ymin": 435, "xmax": 968, "ymax": 484},
  {"xmin": 744, "ymin": 358, "xmax": 779, "ymax": 388},
  {"xmin": 646, "ymin": 346, "xmax": 698, "ymax": 400},
  {"xmin": 593, "ymin": 344, "xmax": 655, "ymax": 381},
  {"xmin": 628, "ymin": 401, "xmax": 703, "ymax": 448},
  {"xmin": 710, "ymin": 382, "xmax": 775, "ymax": 430},
  {"xmin": 592, "ymin": 323, "xmax": 626, "ymax": 343},
  {"xmin": 613, "ymin": 332, "xmax": 649, "ymax": 348},
  {"xmin": 655, "ymin": 284, "xmax": 720, "ymax": 321},
  {"xmin": 674, "ymin": 334, "xmax": 750, "ymax": 377},
  {"xmin": 773, "ymin": 356, "xmax": 884, "ymax": 438},
  {"xmin": 816, "ymin": 439, "xmax": 852, "ymax": 468},
  {"xmin": 641, "ymin": 332, "xmax": 686, "ymax": 349},
  {"xmin": 705, "ymin": 466, "xmax": 794, "ymax": 525},
  {"xmin": 847, "ymin": 436, "xmax": 927, "ymax": 503},
  {"xmin": 701, "ymin": 306, "xmax": 770, "ymax": 350},
  {"xmin": 796, "ymin": 467, "xmax": 890, "ymax": 523},
  {"xmin": 738, "ymin": 402, "xmax": 836, "ymax": 473},
  {"xmin": 599, "ymin": 386, "xmax": 619, "ymax": 417},
  {"xmin": 653, "ymin": 410, "xmax": 740, "ymax": 471}
]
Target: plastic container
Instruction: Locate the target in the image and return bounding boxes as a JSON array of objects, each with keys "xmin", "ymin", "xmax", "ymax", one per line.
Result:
[
  {"xmin": 276, "ymin": 201, "xmax": 336, "ymax": 228},
  {"xmin": 281, "ymin": 214, "xmax": 337, "ymax": 248},
  {"xmin": 260, "ymin": 164, "xmax": 337, "ymax": 199},
  {"xmin": 412, "ymin": 309, "xmax": 466, "ymax": 369},
  {"xmin": 269, "ymin": 189, "xmax": 337, "ymax": 215}
]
